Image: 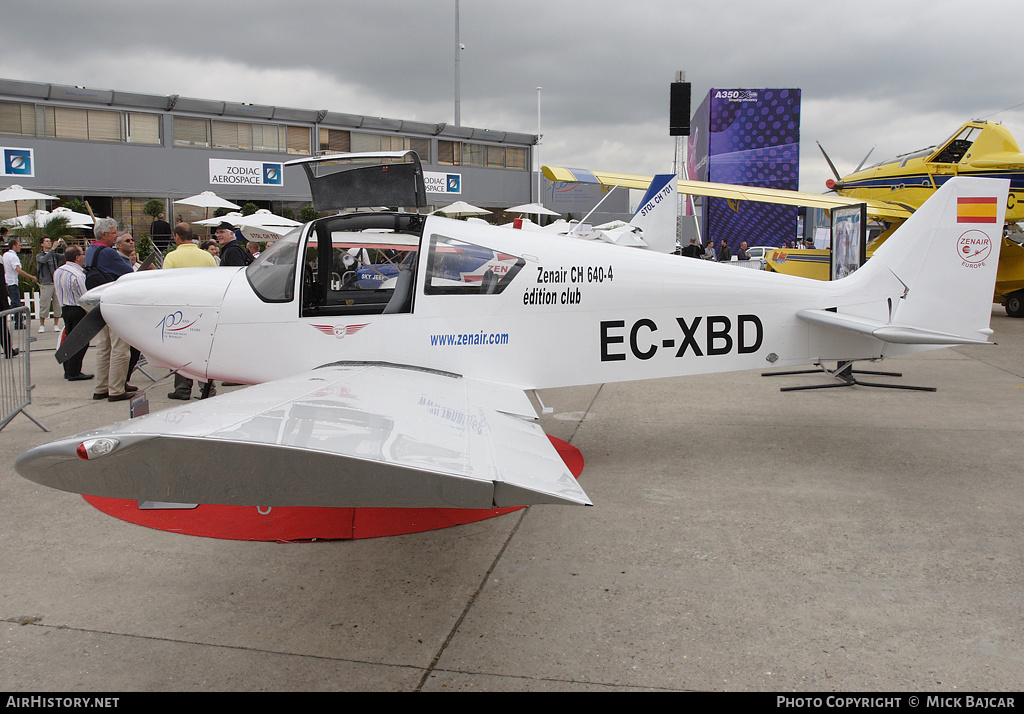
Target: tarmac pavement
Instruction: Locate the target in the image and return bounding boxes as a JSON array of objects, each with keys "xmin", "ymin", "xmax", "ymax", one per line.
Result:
[{"xmin": 1, "ymin": 310, "xmax": 1022, "ymax": 692}]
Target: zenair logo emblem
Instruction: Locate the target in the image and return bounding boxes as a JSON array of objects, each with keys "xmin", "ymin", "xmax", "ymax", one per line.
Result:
[
  {"xmin": 956, "ymin": 230, "xmax": 992, "ymax": 268},
  {"xmin": 312, "ymin": 323, "xmax": 369, "ymax": 338}
]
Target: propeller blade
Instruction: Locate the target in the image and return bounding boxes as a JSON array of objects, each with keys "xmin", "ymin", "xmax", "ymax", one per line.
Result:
[
  {"xmin": 816, "ymin": 141, "xmax": 842, "ymax": 182},
  {"xmin": 854, "ymin": 146, "xmax": 876, "ymax": 174},
  {"xmin": 55, "ymin": 307, "xmax": 106, "ymax": 364}
]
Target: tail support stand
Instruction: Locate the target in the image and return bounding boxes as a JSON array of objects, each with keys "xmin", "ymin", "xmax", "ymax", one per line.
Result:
[{"xmin": 762, "ymin": 361, "xmax": 936, "ymax": 392}]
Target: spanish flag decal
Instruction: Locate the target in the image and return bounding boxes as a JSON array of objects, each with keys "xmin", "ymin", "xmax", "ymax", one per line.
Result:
[{"xmin": 957, "ymin": 197, "xmax": 998, "ymax": 223}]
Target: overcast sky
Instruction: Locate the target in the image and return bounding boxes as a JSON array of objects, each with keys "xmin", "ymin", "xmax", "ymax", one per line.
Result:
[{"xmin": 3, "ymin": 0, "xmax": 1022, "ymax": 193}]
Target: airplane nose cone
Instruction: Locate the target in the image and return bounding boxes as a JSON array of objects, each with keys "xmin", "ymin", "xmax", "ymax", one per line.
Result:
[
  {"xmin": 95, "ymin": 267, "xmax": 243, "ymax": 380},
  {"xmin": 99, "ymin": 267, "xmax": 241, "ymax": 308}
]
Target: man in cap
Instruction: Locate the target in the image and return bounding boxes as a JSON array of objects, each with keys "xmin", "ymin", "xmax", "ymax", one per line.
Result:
[{"xmin": 215, "ymin": 221, "xmax": 251, "ymax": 267}]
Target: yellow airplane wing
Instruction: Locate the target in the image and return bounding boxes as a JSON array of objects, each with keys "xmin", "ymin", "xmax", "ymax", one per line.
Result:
[{"xmin": 542, "ymin": 166, "xmax": 913, "ymax": 222}]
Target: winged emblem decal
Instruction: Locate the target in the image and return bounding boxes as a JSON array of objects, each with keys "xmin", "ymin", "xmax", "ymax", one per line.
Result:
[{"xmin": 311, "ymin": 323, "xmax": 369, "ymax": 338}]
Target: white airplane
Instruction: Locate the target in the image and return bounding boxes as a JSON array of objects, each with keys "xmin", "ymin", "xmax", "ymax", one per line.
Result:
[{"xmin": 16, "ymin": 151, "xmax": 1007, "ymax": 512}]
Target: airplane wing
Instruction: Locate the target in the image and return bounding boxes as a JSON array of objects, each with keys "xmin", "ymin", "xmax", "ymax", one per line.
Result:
[
  {"xmin": 542, "ymin": 165, "xmax": 913, "ymax": 222},
  {"xmin": 15, "ymin": 364, "xmax": 591, "ymax": 509}
]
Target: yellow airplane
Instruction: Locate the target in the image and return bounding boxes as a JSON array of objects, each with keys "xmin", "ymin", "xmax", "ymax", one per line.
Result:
[
  {"xmin": 544, "ymin": 121, "xmax": 1024, "ymax": 316},
  {"xmin": 825, "ymin": 121, "xmax": 1024, "ymax": 222}
]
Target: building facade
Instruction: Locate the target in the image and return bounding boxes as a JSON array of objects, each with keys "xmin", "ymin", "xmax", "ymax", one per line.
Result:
[{"xmin": 0, "ymin": 78, "xmax": 540, "ymax": 234}]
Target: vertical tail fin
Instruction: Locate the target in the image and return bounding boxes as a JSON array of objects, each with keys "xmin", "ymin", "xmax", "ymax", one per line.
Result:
[
  {"xmin": 857, "ymin": 176, "xmax": 1006, "ymax": 343},
  {"xmin": 630, "ymin": 174, "xmax": 677, "ymax": 253}
]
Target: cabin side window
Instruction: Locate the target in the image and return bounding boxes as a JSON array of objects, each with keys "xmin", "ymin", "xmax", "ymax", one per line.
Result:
[{"xmin": 424, "ymin": 235, "xmax": 525, "ymax": 295}]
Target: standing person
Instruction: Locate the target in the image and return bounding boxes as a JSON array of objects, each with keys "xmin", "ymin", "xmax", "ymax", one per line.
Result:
[
  {"xmin": 115, "ymin": 232, "xmax": 144, "ymax": 378},
  {"xmin": 52, "ymin": 246, "xmax": 92, "ymax": 381},
  {"xmin": 149, "ymin": 212, "xmax": 172, "ymax": 250},
  {"xmin": 0, "ymin": 257, "xmax": 13, "ymax": 359},
  {"xmin": 4, "ymin": 238, "xmax": 39, "ymax": 329},
  {"xmin": 680, "ymin": 237, "xmax": 702, "ymax": 258},
  {"xmin": 35, "ymin": 236, "xmax": 66, "ymax": 333},
  {"xmin": 202, "ymin": 241, "xmax": 221, "ymax": 265},
  {"xmin": 703, "ymin": 241, "xmax": 717, "ymax": 261},
  {"xmin": 164, "ymin": 223, "xmax": 217, "ymax": 400},
  {"xmin": 0, "ymin": 229, "xmax": 8, "ymax": 356},
  {"xmin": 737, "ymin": 241, "xmax": 750, "ymax": 261},
  {"xmin": 85, "ymin": 218, "xmax": 135, "ymax": 402},
  {"xmin": 215, "ymin": 221, "xmax": 251, "ymax": 267},
  {"xmin": 717, "ymin": 239, "xmax": 732, "ymax": 262},
  {"xmin": 115, "ymin": 232, "xmax": 140, "ymax": 270}
]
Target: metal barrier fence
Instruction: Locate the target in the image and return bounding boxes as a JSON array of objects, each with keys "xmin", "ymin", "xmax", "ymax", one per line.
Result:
[
  {"xmin": 0, "ymin": 306, "xmax": 49, "ymax": 433},
  {"xmin": 22, "ymin": 290, "xmax": 59, "ymax": 328}
]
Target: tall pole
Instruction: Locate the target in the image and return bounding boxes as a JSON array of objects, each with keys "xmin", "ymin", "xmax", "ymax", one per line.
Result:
[
  {"xmin": 536, "ymin": 86, "xmax": 542, "ymax": 205},
  {"xmin": 674, "ymin": 71, "xmax": 686, "ymax": 248},
  {"xmin": 454, "ymin": 0, "xmax": 461, "ymax": 127}
]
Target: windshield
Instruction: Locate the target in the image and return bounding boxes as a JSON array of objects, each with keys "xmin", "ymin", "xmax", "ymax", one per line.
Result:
[{"xmin": 246, "ymin": 227, "xmax": 302, "ymax": 302}]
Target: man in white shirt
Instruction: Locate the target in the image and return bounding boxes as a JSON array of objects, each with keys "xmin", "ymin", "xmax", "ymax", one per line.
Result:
[
  {"xmin": 3, "ymin": 238, "xmax": 39, "ymax": 329},
  {"xmin": 53, "ymin": 245, "xmax": 92, "ymax": 381}
]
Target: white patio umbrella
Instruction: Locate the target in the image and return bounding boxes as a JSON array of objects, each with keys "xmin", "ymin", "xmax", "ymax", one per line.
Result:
[
  {"xmin": 0, "ymin": 184, "xmax": 58, "ymax": 218},
  {"xmin": 176, "ymin": 191, "xmax": 242, "ymax": 210},
  {"xmin": 195, "ymin": 212, "xmax": 243, "ymax": 227},
  {"xmin": 3, "ymin": 207, "xmax": 94, "ymax": 229},
  {"xmin": 507, "ymin": 202, "xmax": 561, "ymax": 217},
  {"xmin": 235, "ymin": 210, "xmax": 301, "ymax": 241},
  {"xmin": 198, "ymin": 209, "xmax": 300, "ymax": 241},
  {"xmin": 175, "ymin": 191, "xmax": 242, "ymax": 221},
  {"xmin": 431, "ymin": 200, "xmax": 490, "ymax": 217}
]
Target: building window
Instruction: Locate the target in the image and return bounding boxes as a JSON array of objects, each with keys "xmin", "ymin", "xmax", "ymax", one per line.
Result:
[
  {"xmin": 3, "ymin": 102, "xmax": 159, "ymax": 145},
  {"xmin": 174, "ymin": 117, "xmax": 210, "ymax": 147},
  {"xmin": 409, "ymin": 137, "xmax": 430, "ymax": 163},
  {"xmin": 436, "ymin": 141, "xmax": 526, "ymax": 170},
  {"xmin": 486, "ymin": 145, "xmax": 505, "ymax": 168},
  {"xmin": 252, "ymin": 124, "xmax": 281, "ymax": 152},
  {"xmin": 438, "ymin": 140, "xmax": 460, "ymax": 165},
  {"xmin": 506, "ymin": 146, "xmax": 527, "ymax": 170},
  {"xmin": 126, "ymin": 113, "xmax": 160, "ymax": 145},
  {"xmin": 345, "ymin": 132, "xmax": 431, "ymax": 163},
  {"xmin": 319, "ymin": 128, "xmax": 351, "ymax": 153},
  {"xmin": 212, "ymin": 120, "xmax": 252, "ymax": 150},
  {"xmin": 44, "ymin": 106, "xmax": 123, "ymax": 142},
  {"xmin": 0, "ymin": 102, "xmax": 37, "ymax": 136},
  {"xmin": 462, "ymin": 143, "xmax": 486, "ymax": 167},
  {"xmin": 286, "ymin": 126, "xmax": 311, "ymax": 155},
  {"xmin": 174, "ymin": 117, "xmax": 310, "ymax": 155}
]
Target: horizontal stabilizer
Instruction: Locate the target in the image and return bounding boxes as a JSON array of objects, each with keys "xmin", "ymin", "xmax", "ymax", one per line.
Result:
[{"xmin": 797, "ymin": 309, "xmax": 993, "ymax": 345}]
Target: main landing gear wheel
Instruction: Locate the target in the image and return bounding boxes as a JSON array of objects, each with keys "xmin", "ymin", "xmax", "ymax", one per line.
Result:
[{"xmin": 1005, "ymin": 292, "xmax": 1024, "ymax": 318}]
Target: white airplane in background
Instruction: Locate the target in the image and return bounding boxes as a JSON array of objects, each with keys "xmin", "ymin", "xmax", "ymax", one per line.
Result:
[
  {"xmin": 16, "ymin": 151, "xmax": 1006, "ymax": 512},
  {"xmin": 538, "ymin": 173, "xmax": 678, "ymax": 253}
]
